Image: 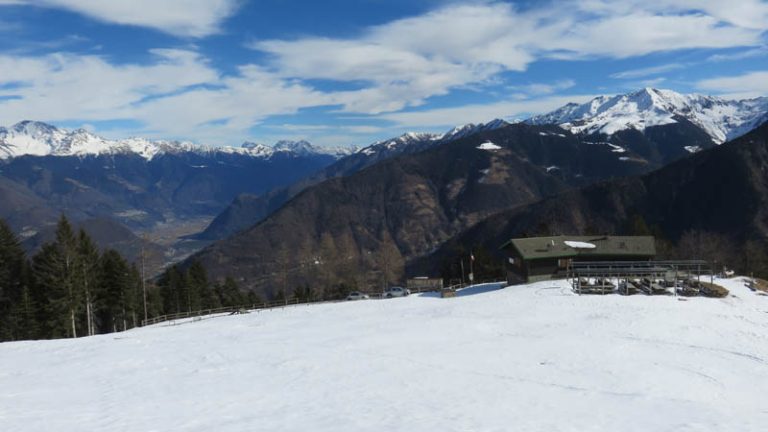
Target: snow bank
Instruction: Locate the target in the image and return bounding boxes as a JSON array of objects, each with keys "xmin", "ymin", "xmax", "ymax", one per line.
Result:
[{"xmin": 1, "ymin": 279, "xmax": 767, "ymax": 431}]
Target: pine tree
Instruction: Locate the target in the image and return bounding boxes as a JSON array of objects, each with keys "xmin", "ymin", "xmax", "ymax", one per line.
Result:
[
  {"xmin": 245, "ymin": 290, "xmax": 262, "ymax": 307},
  {"xmin": 31, "ymin": 215, "xmax": 81, "ymax": 338},
  {"xmin": 76, "ymin": 230, "xmax": 100, "ymax": 336},
  {"xmin": 188, "ymin": 261, "xmax": 217, "ymax": 310},
  {"xmin": 96, "ymin": 249, "xmax": 133, "ymax": 333},
  {"xmin": 215, "ymin": 276, "xmax": 244, "ymax": 307},
  {"xmin": 15, "ymin": 264, "xmax": 41, "ymax": 340},
  {"xmin": 293, "ymin": 283, "xmax": 313, "ymax": 302},
  {"xmin": 0, "ymin": 219, "xmax": 27, "ymax": 341},
  {"xmin": 158, "ymin": 265, "xmax": 185, "ymax": 314}
]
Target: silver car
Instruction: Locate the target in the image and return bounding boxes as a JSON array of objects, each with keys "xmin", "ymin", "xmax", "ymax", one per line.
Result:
[
  {"xmin": 346, "ymin": 291, "xmax": 370, "ymax": 301},
  {"xmin": 383, "ymin": 286, "xmax": 410, "ymax": 298}
]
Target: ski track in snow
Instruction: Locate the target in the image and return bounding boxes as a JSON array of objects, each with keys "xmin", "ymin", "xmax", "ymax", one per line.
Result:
[{"xmin": 1, "ymin": 278, "xmax": 768, "ymax": 431}]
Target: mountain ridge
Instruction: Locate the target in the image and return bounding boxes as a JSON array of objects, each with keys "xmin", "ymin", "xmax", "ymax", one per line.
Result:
[
  {"xmin": 195, "ymin": 119, "xmax": 511, "ymax": 240},
  {"xmin": 0, "ymin": 121, "xmax": 354, "ymax": 161},
  {"xmin": 414, "ymin": 119, "xmax": 768, "ymax": 277},
  {"xmin": 526, "ymin": 88, "xmax": 768, "ymax": 143}
]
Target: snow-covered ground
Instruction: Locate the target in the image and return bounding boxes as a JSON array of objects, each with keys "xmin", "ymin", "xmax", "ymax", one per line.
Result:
[{"xmin": 2, "ymin": 278, "xmax": 767, "ymax": 431}]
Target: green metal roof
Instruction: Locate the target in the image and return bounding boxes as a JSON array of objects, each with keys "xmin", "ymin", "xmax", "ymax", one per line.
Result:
[{"xmin": 500, "ymin": 235, "xmax": 656, "ymax": 260}]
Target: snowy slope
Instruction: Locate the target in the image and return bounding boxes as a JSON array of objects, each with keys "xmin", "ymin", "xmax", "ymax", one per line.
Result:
[
  {"xmin": 1, "ymin": 278, "xmax": 767, "ymax": 431},
  {"xmin": 0, "ymin": 121, "xmax": 352, "ymax": 160},
  {"xmin": 527, "ymin": 88, "xmax": 768, "ymax": 143}
]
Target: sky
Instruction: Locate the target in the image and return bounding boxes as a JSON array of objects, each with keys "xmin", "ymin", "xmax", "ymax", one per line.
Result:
[{"xmin": 0, "ymin": 0, "xmax": 767, "ymax": 148}]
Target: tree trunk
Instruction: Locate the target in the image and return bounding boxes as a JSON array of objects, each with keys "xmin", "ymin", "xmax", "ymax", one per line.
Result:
[{"xmin": 70, "ymin": 308, "xmax": 77, "ymax": 338}]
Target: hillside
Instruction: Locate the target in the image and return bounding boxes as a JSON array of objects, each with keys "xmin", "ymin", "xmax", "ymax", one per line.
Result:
[
  {"xmin": 20, "ymin": 217, "xmax": 168, "ymax": 274},
  {"xmin": 1, "ymin": 278, "xmax": 766, "ymax": 431},
  {"xmin": 195, "ymin": 121, "xmax": 509, "ymax": 241},
  {"xmin": 420, "ymin": 120, "xmax": 768, "ymax": 275}
]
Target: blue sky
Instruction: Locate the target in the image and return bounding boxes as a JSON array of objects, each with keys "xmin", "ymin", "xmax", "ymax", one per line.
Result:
[{"xmin": 0, "ymin": 0, "xmax": 767, "ymax": 147}]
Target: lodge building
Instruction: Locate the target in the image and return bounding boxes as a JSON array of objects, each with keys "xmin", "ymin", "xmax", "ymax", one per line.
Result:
[{"xmin": 500, "ymin": 235, "xmax": 656, "ymax": 284}]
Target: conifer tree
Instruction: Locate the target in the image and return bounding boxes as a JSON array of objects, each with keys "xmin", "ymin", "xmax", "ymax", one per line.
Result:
[
  {"xmin": 158, "ymin": 265, "xmax": 185, "ymax": 314},
  {"xmin": 76, "ymin": 230, "xmax": 100, "ymax": 336},
  {"xmin": 0, "ymin": 219, "xmax": 27, "ymax": 340},
  {"xmin": 32, "ymin": 215, "xmax": 81, "ymax": 338},
  {"xmin": 15, "ymin": 263, "xmax": 41, "ymax": 340},
  {"xmin": 215, "ymin": 276, "xmax": 244, "ymax": 307},
  {"xmin": 187, "ymin": 261, "xmax": 216, "ymax": 310},
  {"xmin": 96, "ymin": 249, "xmax": 133, "ymax": 333}
]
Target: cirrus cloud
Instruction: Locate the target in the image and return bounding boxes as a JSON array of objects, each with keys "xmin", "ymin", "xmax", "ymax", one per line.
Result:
[
  {"xmin": 0, "ymin": 0, "xmax": 240, "ymax": 37},
  {"xmin": 250, "ymin": 1, "xmax": 765, "ymax": 114}
]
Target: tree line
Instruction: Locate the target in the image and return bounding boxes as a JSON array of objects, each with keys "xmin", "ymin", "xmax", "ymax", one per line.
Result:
[
  {"xmin": 0, "ymin": 215, "xmax": 251, "ymax": 342},
  {"xmin": 156, "ymin": 264, "xmax": 261, "ymax": 315}
]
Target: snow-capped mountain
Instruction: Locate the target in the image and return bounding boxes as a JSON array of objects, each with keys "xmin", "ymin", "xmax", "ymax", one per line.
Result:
[
  {"xmin": 356, "ymin": 119, "xmax": 510, "ymax": 157},
  {"xmin": 0, "ymin": 121, "xmax": 351, "ymax": 160},
  {"xmin": 527, "ymin": 88, "xmax": 768, "ymax": 143}
]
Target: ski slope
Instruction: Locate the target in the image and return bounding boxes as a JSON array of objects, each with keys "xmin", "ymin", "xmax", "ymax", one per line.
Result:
[{"xmin": 2, "ymin": 278, "xmax": 767, "ymax": 431}]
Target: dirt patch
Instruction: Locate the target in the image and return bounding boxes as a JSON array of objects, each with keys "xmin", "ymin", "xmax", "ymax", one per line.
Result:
[
  {"xmin": 751, "ymin": 278, "xmax": 768, "ymax": 293},
  {"xmin": 700, "ymin": 282, "xmax": 729, "ymax": 298}
]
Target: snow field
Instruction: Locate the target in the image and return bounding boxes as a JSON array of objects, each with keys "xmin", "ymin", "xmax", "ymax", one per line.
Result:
[{"xmin": 1, "ymin": 278, "xmax": 767, "ymax": 431}]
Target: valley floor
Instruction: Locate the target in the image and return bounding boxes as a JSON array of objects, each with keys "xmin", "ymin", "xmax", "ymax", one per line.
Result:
[{"xmin": 1, "ymin": 278, "xmax": 767, "ymax": 431}]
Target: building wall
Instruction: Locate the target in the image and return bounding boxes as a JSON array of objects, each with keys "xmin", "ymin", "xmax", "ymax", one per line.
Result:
[
  {"xmin": 504, "ymin": 251, "xmax": 526, "ymax": 285},
  {"xmin": 527, "ymin": 258, "xmax": 563, "ymax": 283}
]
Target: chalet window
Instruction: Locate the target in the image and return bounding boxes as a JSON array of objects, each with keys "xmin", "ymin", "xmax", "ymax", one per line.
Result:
[{"xmin": 557, "ymin": 258, "xmax": 570, "ymax": 268}]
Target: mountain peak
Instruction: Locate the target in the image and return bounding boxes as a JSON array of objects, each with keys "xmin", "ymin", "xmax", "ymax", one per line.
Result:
[
  {"xmin": 526, "ymin": 88, "xmax": 768, "ymax": 143},
  {"xmin": 10, "ymin": 121, "xmax": 62, "ymax": 140},
  {"xmin": 274, "ymin": 139, "xmax": 313, "ymax": 151}
]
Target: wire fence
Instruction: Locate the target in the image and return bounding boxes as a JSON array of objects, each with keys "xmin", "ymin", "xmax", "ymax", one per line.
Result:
[{"xmin": 141, "ymin": 279, "xmax": 506, "ymax": 327}]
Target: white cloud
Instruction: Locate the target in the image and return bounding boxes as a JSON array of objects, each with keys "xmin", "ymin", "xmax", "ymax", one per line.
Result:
[
  {"xmin": 510, "ymin": 80, "xmax": 576, "ymax": 96},
  {"xmin": 379, "ymin": 94, "xmax": 598, "ymax": 129},
  {"xmin": 697, "ymin": 71, "xmax": 768, "ymax": 99},
  {"xmin": 2, "ymin": 0, "xmax": 239, "ymax": 37},
  {"xmin": 610, "ymin": 64, "xmax": 685, "ymax": 80},
  {"xmin": 573, "ymin": 0, "xmax": 768, "ymax": 30},
  {"xmin": 552, "ymin": 13, "xmax": 758, "ymax": 58},
  {"xmin": 250, "ymin": 1, "xmax": 764, "ymax": 114},
  {"xmin": 0, "ymin": 50, "xmax": 337, "ymax": 145},
  {"xmin": 707, "ymin": 46, "xmax": 768, "ymax": 62}
]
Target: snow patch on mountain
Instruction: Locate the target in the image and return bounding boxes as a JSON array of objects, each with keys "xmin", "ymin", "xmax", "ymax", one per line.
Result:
[
  {"xmin": 527, "ymin": 88, "xmax": 768, "ymax": 144},
  {"xmin": 0, "ymin": 121, "xmax": 351, "ymax": 161},
  {"xmin": 477, "ymin": 141, "xmax": 501, "ymax": 150},
  {"xmin": 357, "ymin": 119, "xmax": 510, "ymax": 157}
]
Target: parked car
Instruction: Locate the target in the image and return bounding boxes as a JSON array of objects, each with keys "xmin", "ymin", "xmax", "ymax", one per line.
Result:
[
  {"xmin": 383, "ymin": 286, "xmax": 410, "ymax": 298},
  {"xmin": 346, "ymin": 291, "xmax": 369, "ymax": 301}
]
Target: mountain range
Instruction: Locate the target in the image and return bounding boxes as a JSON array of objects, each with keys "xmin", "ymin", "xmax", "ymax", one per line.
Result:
[
  {"xmin": 526, "ymin": 87, "xmax": 768, "ymax": 143},
  {"xmin": 184, "ymin": 88, "xmax": 768, "ymax": 298},
  {"xmin": 195, "ymin": 88, "xmax": 765, "ymax": 243},
  {"xmin": 0, "ymin": 121, "xmax": 353, "ymax": 266},
  {"xmin": 2, "ymin": 88, "xmax": 768, "ymax": 287},
  {"xmin": 0, "ymin": 121, "xmax": 354, "ymax": 160}
]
